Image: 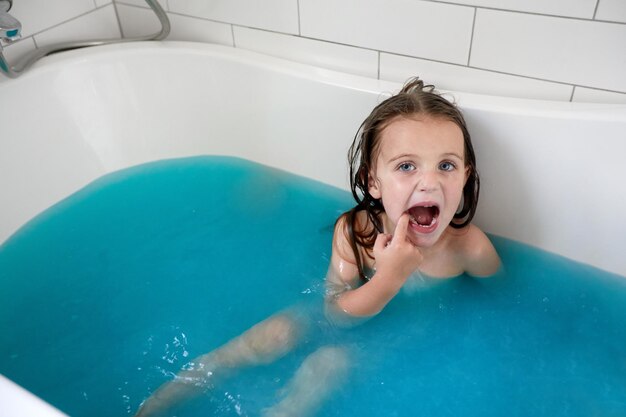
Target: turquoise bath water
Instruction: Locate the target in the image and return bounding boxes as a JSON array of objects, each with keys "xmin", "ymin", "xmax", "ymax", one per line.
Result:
[{"xmin": 0, "ymin": 156, "xmax": 624, "ymax": 417}]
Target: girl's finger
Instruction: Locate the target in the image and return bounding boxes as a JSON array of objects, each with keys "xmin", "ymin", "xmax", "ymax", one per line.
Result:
[
  {"xmin": 392, "ymin": 213, "xmax": 410, "ymax": 243},
  {"xmin": 374, "ymin": 232, "xmax": 392, "ymax": 251}
]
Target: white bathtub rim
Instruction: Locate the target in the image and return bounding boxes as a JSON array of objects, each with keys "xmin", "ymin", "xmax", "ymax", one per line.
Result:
[
  {"xmin": 7, "ymin": 41, "xmax": 626, "ymax": 122},
  {"xmin": 0, "ymin": 374, "xmax": 68, "ymax": 417}
]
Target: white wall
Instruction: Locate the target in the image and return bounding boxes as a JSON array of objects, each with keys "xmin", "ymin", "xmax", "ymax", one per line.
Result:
[{"xmin": 2, "ymin": 0, "xmax": 625, "ymax": 102}]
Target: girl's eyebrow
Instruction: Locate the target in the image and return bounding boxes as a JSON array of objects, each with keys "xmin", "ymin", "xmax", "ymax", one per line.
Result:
[
  {"xmin": 387, "ymin": 152, "xmax": 464, "ymax": 163},
  {"xmin": 387, "ymin": 153, "xmax": 417, "ymax": 163},
  {"xmin": 441, "ymin": 152, "xmax": 464, "ymax": 160}
]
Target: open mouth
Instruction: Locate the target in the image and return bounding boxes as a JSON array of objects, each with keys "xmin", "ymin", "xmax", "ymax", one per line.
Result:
[{"xmin": 408, "ymin": 204, "xmax": 440, "ymax": 230}]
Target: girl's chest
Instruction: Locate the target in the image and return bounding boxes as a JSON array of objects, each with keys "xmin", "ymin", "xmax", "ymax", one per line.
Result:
[{"xmin": 363, "ymin": 242, "xmax": 465, "ymax": 279}]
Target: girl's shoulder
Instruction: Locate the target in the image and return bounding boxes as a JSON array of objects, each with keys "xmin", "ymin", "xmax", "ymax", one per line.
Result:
[
  {"xmin": 332, "ymin": 214, "xmax": 355, "ymax": 262},
  {"xmin": 447, "ymin": 224, "xmax": 501, "ymax": 277},
  {"xmin": 333, "ymin": 209, "xmax": 376, "ymax": 264}
]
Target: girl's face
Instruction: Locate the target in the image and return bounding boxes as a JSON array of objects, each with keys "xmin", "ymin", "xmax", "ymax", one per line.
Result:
[{"xmin": 369, "ymin": 115, "xmax": 468, "ymax": 248}]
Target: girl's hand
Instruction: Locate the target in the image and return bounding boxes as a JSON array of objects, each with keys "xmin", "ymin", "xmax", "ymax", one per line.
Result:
[
  {"xmin": 372, "ymin": 213, "xmax": 423, "ymax": 284},
  {"xmin": 326, "ymin": 212, "xmax": 424, "ymax": 318}
]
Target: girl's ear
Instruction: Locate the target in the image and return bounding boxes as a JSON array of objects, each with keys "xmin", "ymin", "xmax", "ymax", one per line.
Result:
[
  {"xmin": 464, "ymin": 165, "xmax": 471, "ymax": 185},
  {"xmin": 368, "ymin": 171, "xmax": 381, "ymax": 199}
]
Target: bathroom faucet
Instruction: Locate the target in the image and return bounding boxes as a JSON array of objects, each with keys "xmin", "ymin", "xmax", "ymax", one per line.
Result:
[
  {"xmin": 0, "ymin": 0, "xmax": 169, "ymax": 78},
  {"xmin": 0, "ymin": 0, "xmax": 21, "ymax": 76},
  {"xmin": 0, "ymin": 0, "xmax": 21, "ymax": 42}
]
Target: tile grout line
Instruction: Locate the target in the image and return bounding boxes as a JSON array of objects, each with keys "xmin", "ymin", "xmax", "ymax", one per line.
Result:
[
  {"xmin": 419, "ymin": 0, "xmax": 617, "ymax": 23},
  {"xmin": 296, "ymin": 0, "xmax": 301, "ymax": 36},
  {"xmin": 112, "ymin": 1, "xmax": 125, "ymax": 39},
  {"xmin": 24, "ymin": 6, "xmax": 116, "ymax": 42},
  {"xmin": 467, "ymin": 7, "xmax": 477, "ymax": 67}
]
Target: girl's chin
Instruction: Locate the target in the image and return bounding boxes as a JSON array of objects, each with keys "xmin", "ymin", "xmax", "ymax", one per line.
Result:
[{"xmin": 407, "ymin": 230, "xmax": 441, "ymax": 248}]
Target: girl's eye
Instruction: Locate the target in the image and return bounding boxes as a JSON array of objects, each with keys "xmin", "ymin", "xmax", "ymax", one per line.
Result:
[
  {"xmin": 398, "ymin": 162, "xmax": 415, "ymax": 172},
  {"xmin": 439, "ymin": 161, "xmax": 456, "ymax": 171}
]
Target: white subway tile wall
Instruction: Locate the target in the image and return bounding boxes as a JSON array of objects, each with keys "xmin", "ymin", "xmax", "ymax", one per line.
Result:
[
  {"xmin": 2, "ymin": 0, "xmax": 625, "ymax": 103},
  {"xmin": 300, "ymin": 0, "xmax": 476, "ymax": 65},
  {"xmin": 380, "ymin": 53, "xmax": 574, "ymax": 101},
  {"xmin": 115, "ymin": 0, "xmax": 153, "ymax": 8},
  {"xmin": 168, "ymin": 0, "xmax": 299, "ymax": 35},
  {"xmin": 471, "ymin": 9, "xmax": 626, "ymax": 92},
  {"xmin": 7, "ymin": 0, "xmax": 95, "ymax": 37},
  {"xmin": 595, "ymin": 0, "xmax": 626, "ymax": 23},
  {"xmin": 35, "ymin": 6, "xmax": 120, "ymax": 48},
  {"xmin": 115, "ymin": 4, "xmax": 164, "ymax": 38},
  {"xmin": 430, "ymin": 0, "xmax": 598, "ymax": 19},
  {"xmin": 573, "ymin": 87, "xmax": 626, "ymax": 104},
  {"xmin": 233, "ymin": 27, "xmax": 379, "ymax": 78},
  {"xmin": 166, "ymin": 13, "xmax": 233, "ymax": 46},
  {"xmin": 94, "ymin": 0, "xmax": 113, "ymax": 7}
]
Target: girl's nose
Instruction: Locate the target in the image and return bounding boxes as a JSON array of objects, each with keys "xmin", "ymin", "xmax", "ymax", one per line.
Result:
[{"xmin": 417, "ymin": 171, "xmax": 438, "ymax": 192}]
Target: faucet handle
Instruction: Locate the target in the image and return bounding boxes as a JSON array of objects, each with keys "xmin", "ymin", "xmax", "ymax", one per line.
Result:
[
  {"xmin": 0, "ymin": 0, "xmax": 21, "ymax": 42},
  {"xmin": 0, "ymin": 0, "xmax": 13, "ymax": 13},
  {"xmin": 0, "ymin": 16, "xmax": 21, "ymax": 41}
]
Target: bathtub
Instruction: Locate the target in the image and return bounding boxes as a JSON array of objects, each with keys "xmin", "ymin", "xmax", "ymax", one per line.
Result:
[{"xmin": 1, "ymin": 41, "xmax": 625, "ymax": 414}]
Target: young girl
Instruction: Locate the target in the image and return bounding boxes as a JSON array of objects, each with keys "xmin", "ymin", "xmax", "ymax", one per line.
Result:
[
  {"xmin": 326, "ymin": 77, "xmax": 500, "ymax": 319},
  {"xmin": 135, "ymin": 78, "xmax": 500, "ymax": 417}
]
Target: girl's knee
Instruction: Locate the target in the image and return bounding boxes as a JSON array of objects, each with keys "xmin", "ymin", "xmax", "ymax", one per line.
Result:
[
  {"xmin": 262, "ymin": 315, "xmax": 299, "ymax": 344},
  {"xmin": 302, "ymin": 345, "xmax": 350, "ymax": 381},
  {"xmin": 311, "ymin": 345, "xmax": 349, "ymax": 365},
  {"xmin": 244, "ymin": 314, "xmax": 300, "ymax": 361}
]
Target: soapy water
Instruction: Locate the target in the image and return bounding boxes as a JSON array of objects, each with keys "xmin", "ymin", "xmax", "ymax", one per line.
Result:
[{"xmin": 0, "ymin": 156, "xmax": 625, "ymax": 416}]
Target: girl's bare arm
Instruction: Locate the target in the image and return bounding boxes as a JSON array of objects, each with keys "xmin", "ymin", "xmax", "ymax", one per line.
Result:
[{"xmin": 326, "ymin": 214, "xmax": 422, "ymax": 318}]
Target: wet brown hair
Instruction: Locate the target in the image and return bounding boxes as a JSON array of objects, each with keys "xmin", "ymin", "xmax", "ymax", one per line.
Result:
[{"xmin": 338, "ymin": 77, "xmax": 480, "ymax": 281}]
